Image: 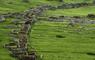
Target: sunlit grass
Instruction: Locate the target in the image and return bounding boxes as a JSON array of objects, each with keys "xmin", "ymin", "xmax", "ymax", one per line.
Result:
[{"xmin": 44, "ymin": 6, "xmax": 95, "ymax": 16}]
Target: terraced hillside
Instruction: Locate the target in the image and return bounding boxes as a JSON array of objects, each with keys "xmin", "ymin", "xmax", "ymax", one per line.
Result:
[{"xmin": 0, "ymin": 0, "xmax": 95, "ymax": 60}]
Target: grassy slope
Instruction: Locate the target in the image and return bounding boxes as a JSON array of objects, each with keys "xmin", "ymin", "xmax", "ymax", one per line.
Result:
[
  {"xmin": 44, "ymin": 6, "xmax": 95, "ymax": 16},
  {"xmin": 0, "ymin": 18, "xmax": 17, "ymax": 60},
  {"xmin": 0, "ymin": 0, "xmax": 61, "ymax": 14},
  {"xmin": 29, "ymin": 0, "xmax": 95, "ymax": 60},
  {"xmin": 30, "ymin": 21, "xmax": 95, "ymax": 60},
  {"xmin": 0, "ymin": 0, "xmax": 93, "ymax": 13},
  {"xmin": 64, "ymin": 0, "xmax": 93, "ymax": 3},
  {"xmin": 0, "ymin": 0, "xmax": 61, "ymax": 60},
  {"xmin": 0, "ymin": 0, "xmax": 95, "ymax": 60}
]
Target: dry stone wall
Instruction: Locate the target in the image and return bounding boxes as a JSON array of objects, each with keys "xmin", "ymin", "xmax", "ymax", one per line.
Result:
[
  {"xmin": 4, "ymin": 4, "xmax": 53, "ymax": 60},
  {"xmin": 2, "ymin": 2, "xmax": 95, "ymax": 60},
  {"xmin": 57, "ymin": 2, "xmax": 94, "ymax": 9}
]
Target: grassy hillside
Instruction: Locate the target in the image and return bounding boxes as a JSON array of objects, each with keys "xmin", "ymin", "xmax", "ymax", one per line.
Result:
[
  {"xmin": 44, "ymin": 6, "xmax": 95, "ymax": 16},
  {"xmin": 0, "ymin": 18, "xmax": 17, "ymax": 60},
  {"xmin": 0, "ymin": 0, "xmax": 93, "ymax": 13},
  {"xmin": 0, "ymin": 0, "xmax": 61, "ymax": 13},
  {"xmin": 64, "ymin": 0, "xmax": 93, "ymax": 3},
  {"xmin": 0, "ymin": 0, "xmax": 95, "ymax": 60},
  {"xmin": 30, "ymin": 20, "xmax": 95, "ymax": 60},
  {"xmin": 0, "ymin": 0, "xmax": 61, "ymax": 60}
]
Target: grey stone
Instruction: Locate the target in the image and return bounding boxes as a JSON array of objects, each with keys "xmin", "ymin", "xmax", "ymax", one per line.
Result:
[
  {"xmin": 0, "ymin": 16, "xmax": 5, "ymax": 23},
  {"xmin": 11, "ymin": 19, "xmax": 20, "ymax": 24},
  {"xmin": 87, "ymin": 14, "xmax": 95, "ymax": 18},
  {"xmin": 48, "ymin": 16, "xmax": 65, "ymax": 22}
]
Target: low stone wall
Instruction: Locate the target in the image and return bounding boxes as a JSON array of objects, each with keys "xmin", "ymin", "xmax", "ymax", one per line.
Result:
[
  {"xmin": 41, "ymin": 15, "xmax": 95, "ymax": 27},
  {"xmin": 57, "ymin": 3, "xmax": 94, "ymax": 9},
  {"xmin": 4, "ymin": 4, "xmax": 53, "ymax": 60},
  {"xmin": 2, "ymin": 3, "xmax": 95, "ymax": 60}
]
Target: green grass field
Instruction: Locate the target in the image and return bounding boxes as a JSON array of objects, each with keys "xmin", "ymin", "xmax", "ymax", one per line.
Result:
[
  {"xmin": 44, "ymin": 6, "xmax": 95, "ymax": 16},
  {"xmin": 64, "ymin": 0, "xmax": 93, "ymax": 3},
  {"xmin": 0, "ymin": 18, "xmax": 17, "ymax": 60},
  {"xmin": 0, "ymin": 0, "xmax": 61, "ymax": 13},
  {"xmin": 0, "ymin": 0, "xmax": 95, "ymax": 60},
  {"xmin": 30, "ymin": 20, "xmax": 95, "ymax": 60},
  {"xmin": 0, "ymin": 0, "xmax": 61, "ymax": 59},
  {"xmin": 0, "ymin": 0, "xmax": 93, "ymax": 13}
]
